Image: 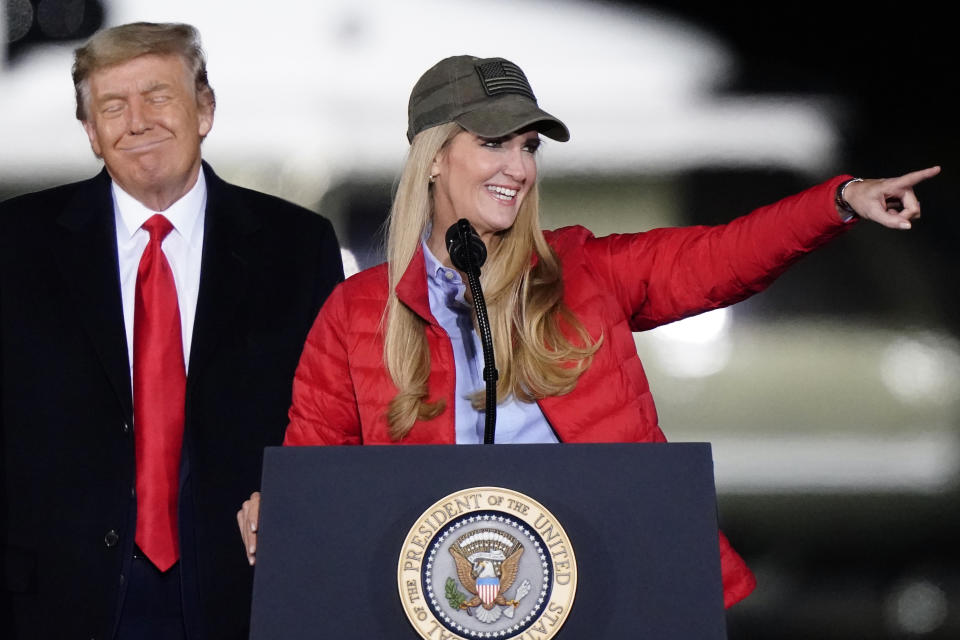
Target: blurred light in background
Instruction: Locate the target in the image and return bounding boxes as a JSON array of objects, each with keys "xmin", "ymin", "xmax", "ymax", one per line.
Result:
[
  {"xmin": 642, "ymin": 307, "xmax": 732, "ymax": 378},
  {"xmin": 884, "ymin": 578, "xmax": 950, "ymax": 636},
  {"xmin": 3, "ymin": 0, "xmax": 103, "ymax": 64},
  {"xmin": 341, "ymin": 247, "xmax": 359, "ymax": 278},
  {"xmin": 880, "ymin": 332, "xmax": 960, "ymax": 406},
  {"xmin": 35, "ymin": 0, "xmax": 86, "ymax": 38},
  {"xmin": 4, "ymin": 0, "xmax": 36, "ymax": 44},
  {"xmin": 711, "ymin": 431, "xmax": 960, "ymax": 494}
]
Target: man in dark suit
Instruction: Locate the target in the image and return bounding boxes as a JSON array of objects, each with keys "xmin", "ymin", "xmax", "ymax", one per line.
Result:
[{"xmin": 0, "ymin": 22, "xmax": 343, "ymax": 639}]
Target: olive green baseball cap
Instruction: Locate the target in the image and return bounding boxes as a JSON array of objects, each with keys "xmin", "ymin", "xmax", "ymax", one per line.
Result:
[{"xmin": 406, "ymin": 54, "xmax": 570, "ymax": 144}]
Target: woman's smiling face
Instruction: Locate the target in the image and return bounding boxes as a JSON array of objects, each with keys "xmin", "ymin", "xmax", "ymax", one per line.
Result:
[{"xmin": 430, "ymin": 128, "xmax": 540, "ymax": 248}]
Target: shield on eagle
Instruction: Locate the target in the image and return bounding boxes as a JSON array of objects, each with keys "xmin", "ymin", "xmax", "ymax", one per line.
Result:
[
  {"xmin": 477, "ymin": 575, "xmax": 499, "ymax": 606},
  {"xmin": 449, "ymin": 528, "xmax": 524, "ymax": 612}
]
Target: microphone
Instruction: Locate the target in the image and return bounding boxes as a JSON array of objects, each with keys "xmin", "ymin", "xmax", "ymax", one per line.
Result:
[
  {"xmin": 445, "ymin": 220, "xmax": 498, "ymax": 445},
  {"xmin": 445, "ymin": 219, "xmax": 487, "ymax": 274}
]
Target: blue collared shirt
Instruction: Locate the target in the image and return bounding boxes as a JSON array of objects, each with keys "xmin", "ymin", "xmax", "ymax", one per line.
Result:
[{"xmin": 421, "ymin": 240, "xmax": 559, "ymax": 445}]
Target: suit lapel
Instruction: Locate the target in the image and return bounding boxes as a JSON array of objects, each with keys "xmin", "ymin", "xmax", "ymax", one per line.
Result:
[
  {"xmin": 187, "ymin": 162, "xmax": 259, "ymax": 388},
  {"xmin": 51, "ymin": 169, "xmax": 133, "ymax": 420}
]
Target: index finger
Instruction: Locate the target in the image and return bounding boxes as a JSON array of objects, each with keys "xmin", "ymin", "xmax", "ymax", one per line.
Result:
[{"xmin": 890, "ymin": 165, "xmax": 941, "ymax": 189}]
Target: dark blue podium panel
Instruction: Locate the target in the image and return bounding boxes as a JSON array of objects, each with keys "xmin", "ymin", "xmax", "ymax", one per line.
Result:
[{"xmin": 250, "ymin": 442, "xmax": 727, "ymax": 639}]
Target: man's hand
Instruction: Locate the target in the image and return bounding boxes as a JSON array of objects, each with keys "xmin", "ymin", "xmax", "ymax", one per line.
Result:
[{"xmin": 237, "ymin": 491, "xmax": 261, "ymax": 566}]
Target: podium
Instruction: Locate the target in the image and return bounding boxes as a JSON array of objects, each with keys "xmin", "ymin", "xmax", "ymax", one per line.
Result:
[{"xmin": 249, "ymin": 442, "xmax": 728, "ymax": 639}]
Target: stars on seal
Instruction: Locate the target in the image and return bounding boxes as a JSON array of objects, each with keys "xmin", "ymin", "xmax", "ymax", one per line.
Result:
[{"xmin": 421, "ymin": 510, "xmax": 553, "ymax": 639}]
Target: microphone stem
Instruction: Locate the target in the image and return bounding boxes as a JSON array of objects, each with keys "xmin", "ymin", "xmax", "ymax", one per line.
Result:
[{"xmin": 463, "ymin": 266, "xmax": 497, "ymax": 444}]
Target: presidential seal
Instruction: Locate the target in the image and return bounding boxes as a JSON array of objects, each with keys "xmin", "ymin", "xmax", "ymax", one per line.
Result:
[{"xmin": 398, "ymin": 487, "xmax": 576, "ymax": 640}]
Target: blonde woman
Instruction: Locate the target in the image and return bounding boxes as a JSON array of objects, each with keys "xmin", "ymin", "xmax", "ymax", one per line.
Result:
[{"xmin": 238, "ymin": 54, "xmax": 939, "ymax": 608}]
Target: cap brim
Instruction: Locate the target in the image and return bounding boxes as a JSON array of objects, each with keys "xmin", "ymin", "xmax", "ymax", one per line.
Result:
[{"xmin": 455, "ymin": 95, "xmax": 570, "ymax": 142}]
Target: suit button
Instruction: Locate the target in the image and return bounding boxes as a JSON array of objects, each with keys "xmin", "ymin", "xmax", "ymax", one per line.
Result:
[
  {"xmin": 121, "ymin": 421, "xmax": 131, "ymax": 434},
  {"xmin": 104, "ymin": 529, "xmax": 119, "ymax": 547}
]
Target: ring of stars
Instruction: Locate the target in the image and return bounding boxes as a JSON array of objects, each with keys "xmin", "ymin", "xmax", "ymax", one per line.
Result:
[{"xmin": 422, "ymin": 510, "xmax": 553, "ymax": 639}]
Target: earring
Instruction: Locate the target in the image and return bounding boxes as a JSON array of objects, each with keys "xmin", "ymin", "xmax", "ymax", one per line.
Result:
[{"xmin": 428, "ymin": 174, "xmax": 437, "ymax": 183}]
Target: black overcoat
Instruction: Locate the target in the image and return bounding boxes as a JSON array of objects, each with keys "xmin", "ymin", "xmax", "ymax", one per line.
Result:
[{"xmin": 0, "ymin": 162, "xmax": 343, "ymax": 639}]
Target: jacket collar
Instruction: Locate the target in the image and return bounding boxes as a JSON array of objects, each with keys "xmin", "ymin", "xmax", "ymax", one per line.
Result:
[
  {"xmin": 394, "ymin": 244, "xmax": 439, "ymax": 327},
  {"xmin": 395, "ymin": 239, "xmax": 543, "ymax": 325}
]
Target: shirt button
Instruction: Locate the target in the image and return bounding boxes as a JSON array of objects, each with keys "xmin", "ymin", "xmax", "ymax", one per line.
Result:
[
  {"xmin": 444, "ymin": 271, "xmax": 455, "ymax": 280},
  {"xmin": 104, "ymin": 529, "xmax": 119, "ymax": 547}
]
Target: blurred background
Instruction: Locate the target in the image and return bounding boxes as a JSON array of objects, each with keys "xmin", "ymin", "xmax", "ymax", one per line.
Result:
[{"xmin": 1, "ymin": 0, "xmax": 956, "ymax": 637}]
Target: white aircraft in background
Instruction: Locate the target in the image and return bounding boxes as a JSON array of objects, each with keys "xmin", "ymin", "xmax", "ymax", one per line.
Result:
[{"xmin": 1, "ymin": 0, "xmax": 837, "ymax": 205}]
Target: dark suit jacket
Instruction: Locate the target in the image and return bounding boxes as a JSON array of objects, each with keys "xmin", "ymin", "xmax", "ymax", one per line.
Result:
[{"xmin": 0, "ymin": 162, "xmax": 343, "ymax": 639}]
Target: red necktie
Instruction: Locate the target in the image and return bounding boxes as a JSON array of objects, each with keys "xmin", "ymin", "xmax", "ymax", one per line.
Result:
[{"xmin": 133, "ymin": 214, "xmax": 186, "ymax": 572}]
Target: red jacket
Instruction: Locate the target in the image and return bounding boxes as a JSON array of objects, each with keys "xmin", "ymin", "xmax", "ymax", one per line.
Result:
[{"xmin": 285, "ymin": 175, "xmax": 853, "ymax": 607}]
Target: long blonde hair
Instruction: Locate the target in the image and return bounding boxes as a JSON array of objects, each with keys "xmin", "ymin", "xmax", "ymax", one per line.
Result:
[{"xmin": 384, "ymin": 123, "xmax": 600, "ymax": 440}]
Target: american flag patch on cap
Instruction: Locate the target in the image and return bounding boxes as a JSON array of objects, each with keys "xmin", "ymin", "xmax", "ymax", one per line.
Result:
[{"xmin": 475, "ymin": 60, "xmax": 536, "ymax": 101}]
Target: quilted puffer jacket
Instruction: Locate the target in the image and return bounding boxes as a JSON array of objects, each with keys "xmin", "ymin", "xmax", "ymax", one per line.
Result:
[{"xmin": 285, "ymin": 175, "xmax": 854, "ymax": 606}]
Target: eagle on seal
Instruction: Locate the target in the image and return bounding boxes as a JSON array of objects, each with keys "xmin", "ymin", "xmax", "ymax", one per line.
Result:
[{"xmin": 449, "ymin": 541, "xmax": 524, "ymax": 611}]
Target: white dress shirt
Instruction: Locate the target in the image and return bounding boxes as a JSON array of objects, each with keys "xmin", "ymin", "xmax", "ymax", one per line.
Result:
[
  {"xmin": 113, "ymin": 170, "xmax": 206, "ymax": 380},
  {"xmin": 421, "ymin": 240, "xmax": 559, "ymax": 445}
]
